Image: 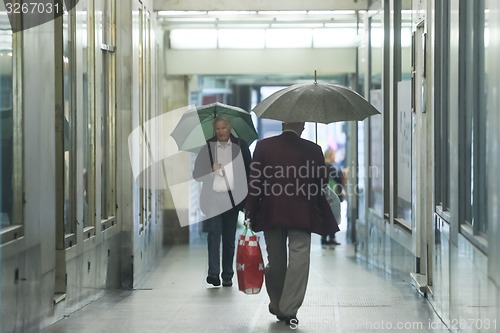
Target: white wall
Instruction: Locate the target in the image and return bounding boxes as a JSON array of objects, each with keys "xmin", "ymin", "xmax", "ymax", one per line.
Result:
[{"xmin": 165, "ymin": 48, "xmax": 358, "ymax": 76}]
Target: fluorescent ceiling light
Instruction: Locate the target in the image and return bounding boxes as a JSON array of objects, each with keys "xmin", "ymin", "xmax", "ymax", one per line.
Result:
[
  {"xmin": 207, "ymin": 11, "xmax": 257, "ymax": 16},
  {"xmin": 266, "ymin": 29, "xmax": 312, "ymax": 48},
  {"xmin": 324, "ymin": 22, "xmax": 357, "ymax": 28},
  {"xmin": 313, "ymin": 28, "xmax": 359, "ymax": 48},
  {"xmin": 307, "ymin": 10, "xmax": 336, "ymax": 15},
  {"xmin": 258, "ymin": 11, "xmax": 307, "ymax": 16},
  {"xmin": 218, "ymin": 29, "xmax": 265, "ymax": 48},
  {"xmin": 215, "ymin": 16, "xmax": 269, "ymax": 22},
  {"xmin": 271, "ymin": 23, "xmax": 324, "ymax": 28},
  {"xmin": 217, "ymin": 24, "xmax": 270, "ymax": 29},
  {"xmin": 308, "ymin": 10, "xmax": 356, "ymax": 15},
  {"xmin": 158, "ymin": 11, "xmax": 206, "ymax": 16},
  {"xmin": 164, "ymin": 17, "xmax": 216, "ymax": 23},
  {"xmin": 170, "ymin": 29, "xmax": 217, "ymax": 49}
]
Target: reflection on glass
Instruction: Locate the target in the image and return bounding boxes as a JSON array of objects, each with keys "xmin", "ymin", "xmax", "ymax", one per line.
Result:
[
  {"xmin": 101, "ymin": 0, "xmax": 116, "ymax": 220},
  {"xmin": 368, "ymin": 11, "xmax": 384, "ymax": 214},
  {"xmin": 401, "ymin": 11, "xmax": 413, "ymax": 79},
  {"xmin": 478, "ymin": 0, "xmax": 489, "ymax": 234},
  {"xmin": 63, "ymin": 9, "xmax": 75, "ymax": 235},
  {"xmin": 138, "ymin": 7, "xmax": 144, "ymax": 230},
  {"xmin": 397, "ymin": 8, "xmax": 412, "ymax": 222},
  {"xmin": 81, "ymin": 9, "xmax": 90, "ymax": 228},
  {"xmin": 0, "ymin": 11, "xmax": 13, "ymax": 228},
  {"xmin": 356, "ymin": 14, "xmax": 366, "ymax": 221},
  {"xmin": 100, "ymin": 58, "xmax": 108, "ymax": 220},
  {"xmin": 146, "ymin": 12, "xmax": 152, "ymax": 223},
  {"xmin": 369, "ymin": 14, "xmax": 383, "ymax": 90}
]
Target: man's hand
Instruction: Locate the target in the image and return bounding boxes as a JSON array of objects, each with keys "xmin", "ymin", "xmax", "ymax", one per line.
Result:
[{"xmin": 244, "ymin": 217, "xmax": 252, "ymax": 230}]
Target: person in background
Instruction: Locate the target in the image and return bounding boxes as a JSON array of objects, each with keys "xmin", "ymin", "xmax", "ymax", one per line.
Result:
[
  {"xmin": 193, "ymin": 117, "xmax": 252, "ymax": 287},
  {"xmin": 322, "ymin": 148, "xmax": 346, "ymax": 246},
  {"xmin": 245, "ymin": 122, "xmax": 339, "ymax": 327}
]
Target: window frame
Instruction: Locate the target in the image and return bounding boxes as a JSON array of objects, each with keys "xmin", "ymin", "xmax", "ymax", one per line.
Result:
[
  {"xmin": 62, "ymin": 5, "xmax": 78, "ymax": 248},
  {"xmin": 0, "ymin": 7, "xmax": 24, "ymax": 244},
  {"xmin": 457, "ymin": 0, "xmax": 488, "ymax": 252},
  {"xmin": 434, "ymin": 0, "xmax": 451, "ymax": 217},
  {"xmin": 100, "ymin": 0, "xmax": 117, "ymax": 231}
]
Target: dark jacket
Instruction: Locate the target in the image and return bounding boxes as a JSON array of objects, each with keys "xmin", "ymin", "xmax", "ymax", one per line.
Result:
[
  {"xmin": 327, "ymin": 162, "xmax": 345, "ymax": 202},
  {"xmin": 193, "ymin": 135, "xmax": 252, "ymax": 214},
  {"xmin": 245, "ymin": 131, "xmax": 339, "ymax": 236}
]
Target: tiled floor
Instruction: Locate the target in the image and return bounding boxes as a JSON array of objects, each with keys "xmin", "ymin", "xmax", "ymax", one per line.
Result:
[{"xmin": 42, "ymin": 228, "xmax": 450, "ymax": 333}]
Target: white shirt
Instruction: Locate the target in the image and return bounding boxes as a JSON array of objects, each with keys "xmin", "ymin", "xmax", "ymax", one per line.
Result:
[{"xmin": 212, "ymin": 139, "xmax": 235, "ymax": 192}]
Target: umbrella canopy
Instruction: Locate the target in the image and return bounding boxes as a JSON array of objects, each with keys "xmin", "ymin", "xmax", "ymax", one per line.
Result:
[
  {"xmin": 171, "ymin": 102, "xmax": 258, "ymax": 152},
  {"xmin": 252, "ymin": 82, "xmax": 380, "ymax": 123}
]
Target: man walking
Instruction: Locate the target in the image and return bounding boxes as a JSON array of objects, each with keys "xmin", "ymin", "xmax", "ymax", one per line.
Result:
[
  {"xmin": 193, "ymin": 117, "xmax": 252, "ymax": 287},
  {"xmin": 245, "ymin": 122, "xmax": 338, "ymax": 326}
]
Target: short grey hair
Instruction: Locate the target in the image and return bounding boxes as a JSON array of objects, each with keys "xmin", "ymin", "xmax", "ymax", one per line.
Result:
[{"xmin": 213, "ymin": 116, "xmax": 232, "ymax": 129}]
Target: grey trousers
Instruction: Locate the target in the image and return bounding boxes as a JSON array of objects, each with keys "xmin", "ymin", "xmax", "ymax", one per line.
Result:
[
  {"xmin": 263, "ymin": 228, "xmax": 311, "ymax": 317},
  {"xmin": 206, "ymin": 207, "xmax": 239, "ymax": 280}
]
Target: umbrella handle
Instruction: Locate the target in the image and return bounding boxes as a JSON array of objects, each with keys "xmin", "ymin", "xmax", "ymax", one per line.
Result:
[{"xmin": 315, "ymin": 123, "xmax": 318, "ymax": 143}]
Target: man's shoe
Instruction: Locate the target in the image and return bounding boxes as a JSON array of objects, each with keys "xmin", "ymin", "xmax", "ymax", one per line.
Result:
[
  {"xmin": 206, "ymin": 275, "xmax": 221, "ymax": 286},
  {"xmin": 222, "ymin": 279, "xmax": 232, "ymax": 287},
  {"xmin": 285, "ymin": 316, "xmax": 299, "ymax": 326},
  {"xmin": 269, "ymin": 306, "xmax": 286, "ymax": 321},
  {"xmin": 325, "ymin": 238, "xmax": 341, "ymax": 246}
]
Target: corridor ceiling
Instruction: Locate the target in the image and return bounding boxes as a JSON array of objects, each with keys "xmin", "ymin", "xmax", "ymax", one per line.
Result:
[
  {"xmin": 153, "ymin": 0, "xmax": 371, "ymax": 12},
  {"xmin": 155, "ymin": 0, "xmax": 373, "ymax": 29}
]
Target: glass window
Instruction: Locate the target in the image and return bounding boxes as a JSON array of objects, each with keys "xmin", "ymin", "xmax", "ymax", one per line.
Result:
[
  {"xmin": 137, "ymin": 6, "xmax": 146, "ymax": 232},
  {"xmin": 100, "ymin": 0, "xmax": 116, "ymax": 221},
  {"xmin": 401, "ymin": 11, "xmax": 412, "ymax": 79},
  {"xmin": 460, "ymin": 0, "xmax": 488, "ymax": 237},
  {"xmin": 368, "ymin": 10, "xmax": 384, "ymax": 215},
  {"xmin": 81, "ymin": 0, "xmax": 96, "ymax": 231},
  {"xmin": 435, "ymin": 0, "xmax": 451, "ymax": 213},
  {"xmin": 356, "ymin": 11, "xmax": 367, "ymax": 222},
  {"xmin": 63, "ymin": 6, "xmax": 77, "ymax": 241},
  {"xmin": 145, "ymin": 10, "xmax": 152, "ymax": 226},
  {"xmin": 0, "ymin": 9, "xmax": 13, "ymax": 228},
  {"xmin": 395, "ymin": 5, "xmax": 413, "ymax": 224},
  {"xmin": 477, "ymin": 0, "xmax": 488, "ymax": 235}
]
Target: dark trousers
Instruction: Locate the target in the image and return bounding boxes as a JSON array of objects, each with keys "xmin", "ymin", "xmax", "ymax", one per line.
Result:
[{"xmin": 206, "ymin": 207, "xmax": 239, "ymax": 280}]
